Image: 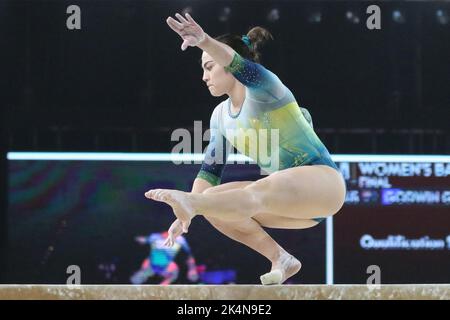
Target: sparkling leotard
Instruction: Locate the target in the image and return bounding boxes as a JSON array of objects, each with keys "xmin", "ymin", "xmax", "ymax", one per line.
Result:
[{"xmin": 197, "ymin": 52, "xmax": 338, "ymax": 186}]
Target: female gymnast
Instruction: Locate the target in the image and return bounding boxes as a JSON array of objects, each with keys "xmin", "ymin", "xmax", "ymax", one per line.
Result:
[{"xmin": 145, "ymin": 13, "xmax": 347, "ymax": 285}]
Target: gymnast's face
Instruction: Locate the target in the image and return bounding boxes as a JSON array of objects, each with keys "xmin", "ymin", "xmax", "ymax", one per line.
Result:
[{"xmin": 201, "ymin": 52, "xmax": 236, "ymax": 97}]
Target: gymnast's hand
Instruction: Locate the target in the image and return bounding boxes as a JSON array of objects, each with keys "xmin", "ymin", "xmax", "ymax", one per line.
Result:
[
  {"xmin": 163, "ymin": 219, "xmax": 184, "ymax": 247},
  {"xmin": 134, "ymin": 236, "xmax": 147, "ymax": 245},
  {"xmin": 166, "ymin": 13, "xmax": 207, "ymax": 51}
]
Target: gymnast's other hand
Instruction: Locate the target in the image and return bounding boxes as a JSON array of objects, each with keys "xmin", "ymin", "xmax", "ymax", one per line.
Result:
[
  {"xmin": 163, "ymin": 219, "xmax": 184, "ymax": 247},
  {"xmin": 166, "ymin": 12, "xmax": 207, "ymax": 51},
  {"xmin": 134, "ymin": 236, "xmax": 147, "ymax": 245}
]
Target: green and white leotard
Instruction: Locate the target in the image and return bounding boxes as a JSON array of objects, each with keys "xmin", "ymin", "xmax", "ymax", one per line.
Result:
[{"xmin": 197, "ymin": 52, "xmax": 338, "ymax": 186}]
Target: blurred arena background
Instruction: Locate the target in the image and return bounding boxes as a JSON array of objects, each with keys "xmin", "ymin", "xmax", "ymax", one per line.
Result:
[{"xmin": 0, "ymin": 0, "xmax": 449, "ymax": 286}]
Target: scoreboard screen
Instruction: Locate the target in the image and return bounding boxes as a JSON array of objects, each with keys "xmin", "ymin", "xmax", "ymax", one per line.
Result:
[{"xmin": 333, "ymin": 155, "xmax": 450, "ymax": 284}]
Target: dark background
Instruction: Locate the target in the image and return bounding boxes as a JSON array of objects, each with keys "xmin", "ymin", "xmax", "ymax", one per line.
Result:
[
  {"xmin": 3, "ymin": 0, "xmax": 449, "ymax": 153},
  {"xmin": 5, "ymin": 160, "xmax": 326, "ymax": 284}
]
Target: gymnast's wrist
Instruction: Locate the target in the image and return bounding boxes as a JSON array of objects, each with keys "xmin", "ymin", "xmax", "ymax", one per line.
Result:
[
  {"xmin": 187, "ymin": 257, "xmax": 196, "ymax": 267},
  {"xmin": 197, "ymin": 33, "xmax": 211, "ymax": 49}
]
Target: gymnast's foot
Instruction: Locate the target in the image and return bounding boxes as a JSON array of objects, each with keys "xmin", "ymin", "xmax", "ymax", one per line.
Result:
[
  {"xmin": 145, "ymin": 189, "xmax": 196, "ymax": 232},
  {"xmin": 260, "ymin": 253, "xmax": 302, "ymax": 285}
]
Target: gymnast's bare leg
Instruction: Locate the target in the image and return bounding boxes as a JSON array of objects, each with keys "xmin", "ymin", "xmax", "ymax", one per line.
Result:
[{"xmin": 162, "ymin": 181, "xmax": 321, "ymax": 284}]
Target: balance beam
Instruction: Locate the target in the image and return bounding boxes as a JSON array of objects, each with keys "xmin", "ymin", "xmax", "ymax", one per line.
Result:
[{"xmin": 0, "ymin": 284, "xmax": 448, "ymax": 300}]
